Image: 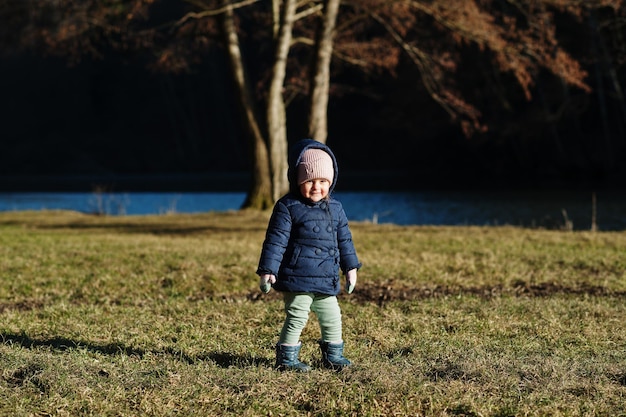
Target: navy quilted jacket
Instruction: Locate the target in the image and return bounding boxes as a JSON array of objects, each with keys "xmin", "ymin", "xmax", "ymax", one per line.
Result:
[{"xmin": 257, "ymin": 139, "xmax": 361, "ymax": 295}]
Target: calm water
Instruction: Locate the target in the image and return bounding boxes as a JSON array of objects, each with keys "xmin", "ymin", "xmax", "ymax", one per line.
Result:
[{"xmin": 0, "ymin": 190, "xmax": 624, "ymax": 231}]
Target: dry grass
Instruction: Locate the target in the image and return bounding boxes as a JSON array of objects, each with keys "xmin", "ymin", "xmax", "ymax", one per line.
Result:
[{"xmin": 1, "ymin": 210, "xmax": 625, "ymax": 416}]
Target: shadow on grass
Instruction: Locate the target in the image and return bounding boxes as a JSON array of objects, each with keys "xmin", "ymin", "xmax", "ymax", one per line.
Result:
[
  {"xmin": 0, "ymin": 333, "xmax": 273, "ymax": 368},
  {"xmin": 34, "ymin": 223, "xmax": 267, "ymax": 236}
]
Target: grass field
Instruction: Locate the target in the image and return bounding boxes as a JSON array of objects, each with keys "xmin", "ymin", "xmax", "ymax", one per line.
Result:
[{"xmin": 1, "ymin": 210, "xmax": 625, "ymax": 416}]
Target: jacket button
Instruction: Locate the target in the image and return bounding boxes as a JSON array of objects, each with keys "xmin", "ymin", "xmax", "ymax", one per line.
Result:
[
  {"xmin": 315, "ymin": 249, "xmax": 322, "ymax": 255},
  {"xmin": 329, "ymin": 249, "xmax": 335, "ymax": 256},
  {"xmin": 313, "ymin": 226, "xmax": 320, "ymax": 233},
  {"xmin": 326, "ymin": 226, "xmax": 333, "ymax": 233},
  {"xmin": 320, "ymin": 202, "xmax": 327, "ymax": 209}
]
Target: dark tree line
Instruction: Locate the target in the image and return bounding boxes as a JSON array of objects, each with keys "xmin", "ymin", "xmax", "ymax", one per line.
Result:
[{"xmin": 1, "ymin": 1, "xmax": 625, "ymax": 200}]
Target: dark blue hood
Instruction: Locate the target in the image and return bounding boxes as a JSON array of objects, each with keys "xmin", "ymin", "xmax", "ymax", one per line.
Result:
[{"xmin": 287, "ymin": 139, "xmax": 339, "ymax": 194}]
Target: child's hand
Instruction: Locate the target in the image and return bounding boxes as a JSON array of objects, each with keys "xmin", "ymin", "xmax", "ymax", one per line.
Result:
[
  {"xmin": 259, "ymin": 274, "xmax": 276, "ymax": 293},
  {"xmin": 346, "ymin": 269, "xmax": 357, "ymax": 294}
]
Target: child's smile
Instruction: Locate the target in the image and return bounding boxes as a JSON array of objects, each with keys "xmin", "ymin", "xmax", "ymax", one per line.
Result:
[{"xmin": 299, "ymin": 179, "xmax": 330, "ymax": 202}]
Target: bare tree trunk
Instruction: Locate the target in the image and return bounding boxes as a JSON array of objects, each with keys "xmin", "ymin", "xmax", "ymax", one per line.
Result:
[
  {"xmin": 590, "ymin": 27, "xmax": 615, "ymax": 169},
  {"xmin": 307, "ymin": 0, "xmax": 340, "ymax": 144},
  {"xmin": 267, "ymin": 0, "xmax": 297, "ymax": 201},
  {"xmin": 591, "ymin": 14, "xmax": 625, "ymax": 166},
  {"xmin": 221, "ymin": 0, "xmax": 273, "ymax": 209}
]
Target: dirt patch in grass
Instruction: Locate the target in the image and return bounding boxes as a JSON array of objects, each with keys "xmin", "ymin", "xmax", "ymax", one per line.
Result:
[
  {"xmin": 0, "ymin": 299, "xmax": 45, "ymax": 313},
  {"xmin": 353, "ymin": 280, "xmax": 626, "ymax": 306},
  {"xmin": 247, "ymin": 280, "xmax": 626, "ymax": 306},
  {"xmin": 4, "ymin": 282, "xmax": 624, "ymax": 311}
]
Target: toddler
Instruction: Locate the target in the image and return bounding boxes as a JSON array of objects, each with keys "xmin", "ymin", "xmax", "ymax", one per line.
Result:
[{"xmin": 257, "ymin": 139, "xmax": 361, "ymax": 371}]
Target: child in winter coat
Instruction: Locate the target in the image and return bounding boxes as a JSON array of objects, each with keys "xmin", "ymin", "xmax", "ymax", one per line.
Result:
[{"xmin": 257, "ymin": 139, "xmax": 361, "ymax": 371}]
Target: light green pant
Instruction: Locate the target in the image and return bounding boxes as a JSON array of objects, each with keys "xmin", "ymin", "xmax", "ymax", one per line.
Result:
[{"xmin": 279, "ymin": 293, "xmax": 343, "ymax": 345}]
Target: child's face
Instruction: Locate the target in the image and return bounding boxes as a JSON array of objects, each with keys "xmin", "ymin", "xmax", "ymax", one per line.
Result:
[{"xmin": 299, "ymin": 179, "xmax": 330, "ymax": 202}]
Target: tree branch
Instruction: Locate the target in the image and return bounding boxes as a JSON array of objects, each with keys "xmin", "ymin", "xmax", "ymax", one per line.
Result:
[
  {"xmin": 295, "ymin": 3, "xmax": 323, "ymax": 21},
  {"xmin": 176, "ymin": 0, "xmax": 261, "ymax": 28},
  {"xmin": 369, "ymin": 11, "xmax": 457, "ymax": 119}
]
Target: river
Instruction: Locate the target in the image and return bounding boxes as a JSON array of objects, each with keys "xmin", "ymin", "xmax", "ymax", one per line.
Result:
[{"xmin": 0, "ymin": 189, "xmax": 624, "ymax": 231}]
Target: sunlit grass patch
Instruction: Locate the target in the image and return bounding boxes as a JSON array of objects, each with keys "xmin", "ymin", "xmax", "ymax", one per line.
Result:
[{"xmin": 1, "ymin": 210, "xmax": 626, "ymax": 416}]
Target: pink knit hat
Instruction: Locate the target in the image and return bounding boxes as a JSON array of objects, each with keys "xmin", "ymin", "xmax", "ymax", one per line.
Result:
[{"xmin": 297, "ymin": 148, "xmax": 334, "ymax": 185}]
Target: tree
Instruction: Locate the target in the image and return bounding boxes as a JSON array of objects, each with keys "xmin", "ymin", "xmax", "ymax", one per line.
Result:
[
  {"xmin": 219, "ymin": 1, "xmax": 273, "ymax": 208},
  {"xmin": 6, "ymin": 0, "xmax": 319, "ymax": 208},
  {"xmin": 6, "ymin": 0, "xmax": 625, "ymax": 202},
  {"xmin": 334, "ymin": 1, "xmax": 622, "ymax": 132},
  {"xmin": 172, "ymin": 0, "xmax": 624, "ymax": 199},
  {"xmin": 308, "ymin": 0, "xmax": 342, "ymax": 144},
  {"xmin": 265, "ymin": 0, "xmax": 296, "ymax": 203},
  {"xmin": 214, "ymin": 0, "xmax": 342, "ymax": 204},
  {"xmin": 154, "ymin": 0, "xmax": 342, "ymax": 207}
]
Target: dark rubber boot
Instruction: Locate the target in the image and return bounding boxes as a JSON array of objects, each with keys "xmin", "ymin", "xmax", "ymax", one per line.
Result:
[
  {"xmin": 319, "ymin": 340, "xmax": 352, "ymax": 370},
  {"xmin": 275, "ymin": 343, "xmax": 311, "ymax": 372}
]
